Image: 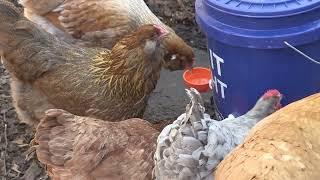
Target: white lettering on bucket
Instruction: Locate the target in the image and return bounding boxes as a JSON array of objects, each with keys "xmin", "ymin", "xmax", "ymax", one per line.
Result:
[
  {"xmin": 209, "ymin": 49, "xmax": 228, "ymax": 99},
  {"xmin": 217, "ymin": 79, "xmax": 227, "ymax": 99},
  {"xmin": 214, "ymin": 53, "xmax": 224, "ymax": 76},
  {"xmin": 212, "ymin": 76, "xmax": 218, "ymax": 93},
  {"xmin": 209, "ymin": 49, "xmax": 215, "ymax": 72}
]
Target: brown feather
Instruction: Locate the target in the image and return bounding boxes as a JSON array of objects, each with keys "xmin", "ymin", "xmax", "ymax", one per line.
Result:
[{"xmin": 35, "ymin": 109, "xmax": 159, "ymax": 180}]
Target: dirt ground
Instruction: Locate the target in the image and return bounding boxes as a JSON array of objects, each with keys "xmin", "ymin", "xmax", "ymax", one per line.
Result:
[
  {"xmin": 0, "ymin": 0, "xmax": 208, "ymax": 179},
  {"xmin": 146, "ymin": 0, "xmax": 207, "ymax": 50}
]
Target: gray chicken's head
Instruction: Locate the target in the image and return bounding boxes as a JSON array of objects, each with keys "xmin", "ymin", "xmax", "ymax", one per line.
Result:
[{"xmin": 248, "ymin": 89, "xmax": 283, "ymax": 118}]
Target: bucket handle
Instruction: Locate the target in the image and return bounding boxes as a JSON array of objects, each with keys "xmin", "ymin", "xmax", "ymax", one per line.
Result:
[{"xmin": 284, "ymin": 41, "xmax": 320, "ymax": 65}]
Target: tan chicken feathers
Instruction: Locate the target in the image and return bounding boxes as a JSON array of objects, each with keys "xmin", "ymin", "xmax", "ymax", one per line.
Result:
[
  {"xmin": 215, "ymin": 93, "xmax": 320, "ymax": 180},
  {"xmin": 20, "ymin": 0, "xmax": 195, "ymax": 71},
  {"xmin": 35, "ymin": 109, "xmax": 159, "ymax": 180},
  {"xmin": 21, "ymin": 0, "xmax": 134, "ymax": 47}
]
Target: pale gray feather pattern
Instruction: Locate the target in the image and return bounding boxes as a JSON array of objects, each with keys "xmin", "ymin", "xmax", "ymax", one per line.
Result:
[
  {"xmin": 154, "ymin": 88, "xmax": 281, "ymax": 180},
  {"xmin": 154, "ymin": 88, "xmax": 217, "ymax": 180}
]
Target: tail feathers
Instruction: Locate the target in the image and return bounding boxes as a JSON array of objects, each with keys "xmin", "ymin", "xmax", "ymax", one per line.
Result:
[
  {"xmin": 35, "ymin": 109, "xmax": 81, "ymax": 179},
  {"xmin": 0, "ymin": 0, "xmax": 50, "ymax": 47},
  {"xmin": 19, "ymin": 0, "xmax": 65, "ymax": 15},
  {"xmin": 0, "ymin": 0, "xmax": 22, "ymax": 21},
  {"xmin": 35, "ymin": 109, "xmax": 111, "ymax": 179},
  {"xmin": 0, "ymin": 1, "xmax": 52, "ymax": 46},
  {"xmin": 0, "ymin": 0, "xmax": 22, "ymax": 46},
  {"xmin": 35, "ymin": 109, "xmax": 75, "ymax": 172},
  {"xmin": 185, "ymin": 88, "xmax": 204, "ymax": 107},
  {"xmin": 154, "ymin": 88, "xmax": 213, "ymax": 179},
  {"xmin": 0, "ymin": 1, "xmax": 61, "ymax": 81},
  {"xmin": 184, "ymin": 88, "xmax": 205, "ymax": 124}
]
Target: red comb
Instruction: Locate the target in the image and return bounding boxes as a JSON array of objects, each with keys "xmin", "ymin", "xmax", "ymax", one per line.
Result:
[
  {"xmin": 263, "ymin": 89, "xmax": 281, "ymax": 99},
  {"xmin": 153, "ymin": 24, "xmax": 167, "ymax": 36}
]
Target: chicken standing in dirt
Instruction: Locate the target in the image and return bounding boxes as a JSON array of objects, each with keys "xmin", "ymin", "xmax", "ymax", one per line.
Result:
[
  {"xmin": 153, "ymin": 89, "xmax": 282, "ymax": 180},
  {"xmin": 0, "ymin": 0, "xmax": 193, "ymax": 128},
  {"xmin": 215, "ymin": 93, "xmax": 320, "ymax": 180},
  {"xmin": 20, "ymin": 0, "xmax": 195, "ymax": 70}
]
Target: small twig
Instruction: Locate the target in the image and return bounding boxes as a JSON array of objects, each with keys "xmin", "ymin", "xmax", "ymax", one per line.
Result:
[{"xmin": 3, "ymin": 112, "xmax": 8, "ymax": 179}]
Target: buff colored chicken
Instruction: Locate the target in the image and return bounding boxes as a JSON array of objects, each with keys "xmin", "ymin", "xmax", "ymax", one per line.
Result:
[
  {"xmin": 215, "ymin": 93, "xmax": 320, "ymax": 180},
  {"xmin": 20, "ymin": 0, "xmax": 195, "ymax": 70},
  {"xmin": 153, "ymin": 88, "xmax": 282, "ymax": 180},
  {"xmin": 0, "ymin": 1, "xmax": 192, "ymax": 128},
  {"xmin": 35, "ymin": 109, "xmax": 159, "ymax": 180}
]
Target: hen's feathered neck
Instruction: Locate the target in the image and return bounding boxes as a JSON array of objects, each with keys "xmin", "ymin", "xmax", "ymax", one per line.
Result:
[{"xmin": 90, "ymin": 41, "xmax": 162, "ymax": 102}]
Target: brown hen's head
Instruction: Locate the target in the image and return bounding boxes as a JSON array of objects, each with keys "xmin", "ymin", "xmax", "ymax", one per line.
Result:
[
  {"xmin": 162, "ymin": 32, "xmax": 195, "ymax": 71},
  {"xmin": 128, "ymin": 24, "xmax": 169, "ymax": 43},
  {"xmin": 114, "ymin": 24, "xmax": 169, "ymax": 63}
]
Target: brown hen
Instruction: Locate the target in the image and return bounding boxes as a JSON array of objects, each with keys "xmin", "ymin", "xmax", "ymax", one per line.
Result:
[
  {"xmin": 35, "ymin": 109, "xmax": 159, "ymax": 180},
  {"xmin": 215, "ymin": 93, "xmax": 320, "ymax": 180},
  {"xmin": 0, "ymin": 1, "xmax": 183, "ymax": 128},
  {"xmin": 20, "ymin": 0, "xmax": 195, "ymax": 70}
]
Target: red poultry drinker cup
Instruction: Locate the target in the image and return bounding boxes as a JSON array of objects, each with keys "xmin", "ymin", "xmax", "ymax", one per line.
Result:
[
  {"xmin": 195, "ymin": 0, "xmax": 320, "ymax": 117},
  {"xmin": 183, "ymin": 67, "xmax": 212, "ymax": 93}
]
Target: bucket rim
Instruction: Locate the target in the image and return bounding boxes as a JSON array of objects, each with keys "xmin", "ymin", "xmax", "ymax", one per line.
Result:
[
  {"xmin": 196, "ymin": 0, "xmax": 320, "ymax": 49},
  {"xmin": 203, "ymin": 0, "xmax": 320, "ymax": 18}
]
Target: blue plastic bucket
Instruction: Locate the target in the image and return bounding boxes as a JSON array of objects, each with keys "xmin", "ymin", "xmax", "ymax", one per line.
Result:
[{"xmin": 195, "ymin": 0, "xmax": 320, "ymax": 117}]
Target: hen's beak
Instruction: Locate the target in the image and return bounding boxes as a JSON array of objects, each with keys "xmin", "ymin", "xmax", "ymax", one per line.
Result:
[
  {"xmin": 275, "ymin": 94, "xmax": 283, "ymax": 110},
  {"xmin": 275, "ymin": 102, "xmax": 282, "ymax": 110}
]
